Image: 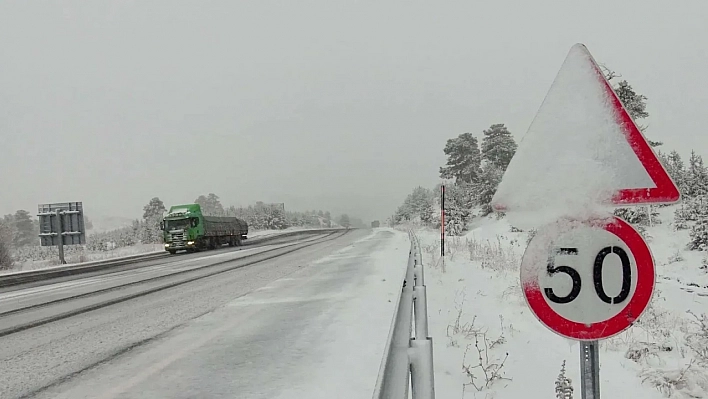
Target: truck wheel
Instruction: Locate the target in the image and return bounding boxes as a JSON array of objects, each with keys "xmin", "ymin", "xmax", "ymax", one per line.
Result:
[{"xmin": 168, "ymin": 250, "xmax": 177, "ymax": 255}]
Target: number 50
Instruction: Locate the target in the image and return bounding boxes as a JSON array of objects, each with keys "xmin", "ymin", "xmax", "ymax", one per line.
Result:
[{"xmin": 544, "ymin": 246, "xmax": 632, "ymax": 305}]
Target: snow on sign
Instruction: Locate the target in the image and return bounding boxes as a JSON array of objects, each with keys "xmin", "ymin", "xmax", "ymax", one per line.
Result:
[
  {"xmin": 520, "ymin": 216, "xmax": 654, "ymax": 340},
  {"xmin": 492, "ymin": 43, "xmax": 680, "ymax": 215}
]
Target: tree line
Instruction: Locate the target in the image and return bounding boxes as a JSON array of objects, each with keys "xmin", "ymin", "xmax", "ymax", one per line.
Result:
[{"xmin": 0, "ymin": 194, "xmax": 357, "ymax": 269}]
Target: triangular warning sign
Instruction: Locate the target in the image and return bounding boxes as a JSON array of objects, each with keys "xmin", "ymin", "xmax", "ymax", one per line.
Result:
[{"xmin": 492, "ymin": 43, "xmax": 680, "ymax": 214}]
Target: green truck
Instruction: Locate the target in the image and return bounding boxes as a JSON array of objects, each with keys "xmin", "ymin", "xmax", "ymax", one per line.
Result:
[{"xmin": 160, "ymin": 203, "xmax": 248, "ymax": 254}]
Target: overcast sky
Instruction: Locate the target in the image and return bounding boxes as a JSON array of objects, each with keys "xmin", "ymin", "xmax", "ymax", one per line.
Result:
[{"xmin": 1, "ymin": 1, "xmax": 706, "ymax": 222}]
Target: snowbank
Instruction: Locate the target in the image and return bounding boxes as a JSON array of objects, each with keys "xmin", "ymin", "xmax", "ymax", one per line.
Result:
[{"xmin": 5, "ymin": 227, "xmax": 328, "ymax": 274}]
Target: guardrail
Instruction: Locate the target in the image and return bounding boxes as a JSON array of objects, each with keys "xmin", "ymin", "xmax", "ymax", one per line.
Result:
[
  {"xmin": 373, "ymin": 230, "xmax": 435, "ymax": 399},
  {"xmin": 0, "ymin": 228, "xmax": 348, "ymax": 288}
]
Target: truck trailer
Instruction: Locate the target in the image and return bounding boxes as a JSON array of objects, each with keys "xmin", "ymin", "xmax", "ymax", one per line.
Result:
[{"xmin": 161, "ymin": 203, "xmax": 248, "ymax": 254}]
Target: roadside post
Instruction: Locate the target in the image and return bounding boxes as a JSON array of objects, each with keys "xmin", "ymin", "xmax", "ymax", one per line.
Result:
[
  {"xmin": 490, "ymin": 43, "xmax": 681, "ymax": 398},
  {"xmin": 440, "ymin": 184, "xmax": 445, "ymax": 270}
]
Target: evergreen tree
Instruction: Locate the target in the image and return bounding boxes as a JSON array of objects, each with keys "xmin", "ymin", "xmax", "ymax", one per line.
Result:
[
  {"xmin": 11, "ymin": 210, "xmax": 35, "ymax": 247},
  {"xmin": 603, "ymin": 67, "xmax": 660, "ymax": 146},
  {"xmin": 474, "ymin": 163, "xmax": 505, "ymax": 215},
  {"xmin": 195, "ymin": 193, "xmax": 225, "ymax": 216},
  {"xmin": 614, "ymin": 206, "xmax": 658, "ymax": 226},
  {"xmin": 142, "ymin": 197, "xmax": 166, "ymax": 220},
  {"xmin": 689, "ymin": 219, "xmax": 708, "ymax": 251},
  {"xmin": 443, "ymin": 183, "xmax": 474, "ymax": 236},
  {"xmin": 0, "ymin": 219, "xmax": 13, "ymax": 270},
  {"xmin": 614, "ymin": 81, "xmax": 649, "ymax": 127},
  {"xmin": 660, "ymin": 150, "xmax": 688, "ymax": 195},
  {"xmin": 681, "ymin": 196, "xmax": 708, "ymax": 222},
  {"xmin": 480, "ymin": 124, "xmax": 517, "ymax": 170},
  {"xmin": 439, "ymin": 133, "xmax": 482, "ymax": 184},
  {"xmin": 264, "ymin": 207, "xmax": 289, "ymax": 230},
  {"xmin": 674, "ymin": 205, "xmax": 689, "ymax": 230},
  {"xmin": 338, "ymin": 214, "xmax": 351, "ymax": 228},
  {"xmin": 686, "ymin": 151, "xmax": 708, "ymax": 197}
]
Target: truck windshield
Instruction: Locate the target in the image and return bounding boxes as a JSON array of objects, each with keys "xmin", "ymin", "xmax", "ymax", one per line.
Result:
[{"xmin": 165, "ymin": 219, "xmax": 190, "ymax": 230}]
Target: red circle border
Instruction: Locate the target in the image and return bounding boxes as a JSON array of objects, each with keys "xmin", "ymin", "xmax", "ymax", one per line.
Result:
[{"xmin": 522, "ymin": 216, "xmax": 655, "ymax": 340}]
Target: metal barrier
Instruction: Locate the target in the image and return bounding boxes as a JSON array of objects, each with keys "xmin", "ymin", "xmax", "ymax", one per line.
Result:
[{"xmin": 373, "ymin": 231, "xmax": 435, "ymax": 399}]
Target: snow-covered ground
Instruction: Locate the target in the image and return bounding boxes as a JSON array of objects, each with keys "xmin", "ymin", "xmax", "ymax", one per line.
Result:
[
  {"xmin": 402, "ymin": 204, "xmax": 708, "ymax": 398},
  {"xmin": 4, "ymin": 227, "xmax": 326, "ymax": 274}
]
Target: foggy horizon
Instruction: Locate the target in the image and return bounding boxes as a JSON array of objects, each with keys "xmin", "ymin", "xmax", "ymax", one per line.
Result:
[{"xmin": 2, "ymin": 1, "xmax": 706, "ymax": 223}]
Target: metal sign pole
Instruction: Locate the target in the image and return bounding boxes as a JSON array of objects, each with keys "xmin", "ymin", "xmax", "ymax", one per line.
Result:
[
  {"xmin": 56, "ymin": 210, "xmax": 66, "ymax": 265},
  {"xmin": 580, "ymin": 341, "xmax": 600, "ymax": 399}
]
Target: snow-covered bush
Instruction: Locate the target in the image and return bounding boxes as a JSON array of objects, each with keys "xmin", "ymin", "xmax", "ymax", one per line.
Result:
[
  {"xmin": 680, "ymin": 196, "xmax": 708, "ymax": 222},
  {"xmin": 674, "ymin": 206, "xmax": 690, "ymax": 230},
  {"xmin": 685, "ymin": 311, "xmax": 708, "ymax": 366},
  {"xmin": 688, "ymin": 220, "xmax": 708, "ymax": 251},
  {"xmin": 640, "ymin": 362, "xmax": 708, "ymax": 398},
  {"xmin": 614, "ymin": 206, "xmax": 658, "ymax": 226},
  {"xmin": 461, "ymin": 330, "xmax": 510, "ymax": 393},
  {"xmin": 467, "ymin": 235, "xmax": 519, "ymax": 272},
  {"xmin": 668, "ymin": 249, "xmax": 684, "ymax": 264}
]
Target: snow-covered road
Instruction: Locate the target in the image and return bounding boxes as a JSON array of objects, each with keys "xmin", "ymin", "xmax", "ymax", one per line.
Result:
[{"xmin": 0, "ymin": 229, "xmax": 409, "ymax": 399}]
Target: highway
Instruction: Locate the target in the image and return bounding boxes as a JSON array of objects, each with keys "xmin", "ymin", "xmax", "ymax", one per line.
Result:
[{"xmin": 0, "ymin": 228, "xmax": 400, "ymax": 399}]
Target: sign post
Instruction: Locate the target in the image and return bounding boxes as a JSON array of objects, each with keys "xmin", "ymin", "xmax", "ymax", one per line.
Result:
[
  {"xmin": 581, "ymin": 341, "xmax": 601, "ymax": 398},
  {"xmin": 38, "ymin": 202, "xmax": 86, "ymax": 265},
  {"xmin": 490, "ymin": 43, "xmax": 681, "ymax": 398}
]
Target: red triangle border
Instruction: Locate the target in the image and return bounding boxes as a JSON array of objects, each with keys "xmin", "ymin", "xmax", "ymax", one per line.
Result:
[{"xmin": 585, "ymin": 48, "xmax": 680, "ymax": 205}]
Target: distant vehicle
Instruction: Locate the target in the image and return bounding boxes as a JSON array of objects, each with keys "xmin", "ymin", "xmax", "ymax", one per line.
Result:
[
  {"xmin": 160, "ymin": 203, "xmax": 248, "ymax": 254},
  {"xmin": 371, "ymin": 220, "xmax": 380, "ymax": 228}
]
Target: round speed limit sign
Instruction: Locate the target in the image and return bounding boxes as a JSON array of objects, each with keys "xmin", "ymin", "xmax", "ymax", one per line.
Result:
[{"xmin": 520, "ymin": 216, "xmax": 655, "ymax": 340}]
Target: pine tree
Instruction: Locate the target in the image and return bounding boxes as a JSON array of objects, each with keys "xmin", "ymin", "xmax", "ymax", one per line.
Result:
[
  {"xmin": 555, "ymin": 360, "xmax": 574, "ymax": 399},
  {"xmin": 439, "ymin": 133, "xmax": 482, "ymax": 184},
  {"xmin": 674, "ymin": 205, "xmax": 689, "ymax": 230},
  {"xmin": 480, "ymin": 124, "xmax": 517, "ymax": 170},
  {"xmin": 195, "ymin": 193, "xmax": 225, "ymax": 216},
  {"xmin": 474, "ymin": 163, "xmax": 504, "ymax": 215},
  {"xmin": 614, "ymin": 81, "xmax": 649, "ymax": 126},
  {"xmin": 663, "ymin": 150, "xmax": 687, "ymax": 195},
  {"xmin": 0, "ymin": 219, "xmax": 13, "ymax": 270},
  {"xmin": 443, "ymin": 183, "xmax": 474, "ymax": 236},
  {"xmin": 11, "ymin": 210, "xmax": 36, "ymax": 247},
  {"xmin": 686, "ymin": 151, "xmax": 708, "ymax": 198},
  {"xmin": 142, "ymin": 197, "xmax": 166, "ymax": 220},
  {"xmin": 680, "ymin": 196, "xmax": 708, "ymax": 222},
  {"xmin": 689, "ymin": 219, "xmax": 708, "ymax": 251},
  {"xmin": 603, "ymin": 67, "xmax": 660, "ymax": 146},
  {"xmin": 264, "ymin": 207, "xmax": 289, "ymax": 230},
  {"xmin": 338, "ymin": 214, "xmax": 351, "ymax": 228},
  {"xmin": 614, "ymin": 206, "xmax": 658, "ymax": 226}
]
